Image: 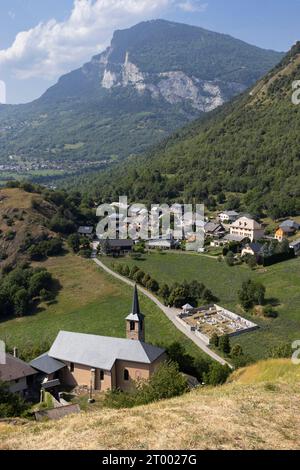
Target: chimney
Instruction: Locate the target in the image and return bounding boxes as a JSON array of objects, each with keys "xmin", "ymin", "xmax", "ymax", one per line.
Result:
[{"xmin": 13, "ymin": 347, "xmax": 18, "ymax": 358}]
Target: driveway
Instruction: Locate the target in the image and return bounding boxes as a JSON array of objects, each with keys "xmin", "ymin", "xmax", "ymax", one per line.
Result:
[{"xmin": 92, "ymin": 255, "xmax": 232, "ymax": 368}]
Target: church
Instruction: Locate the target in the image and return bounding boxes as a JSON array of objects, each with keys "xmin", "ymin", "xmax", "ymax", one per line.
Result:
[{"xmin": 31, "ymin": 286, "xmax": 166, "ymax": 392}]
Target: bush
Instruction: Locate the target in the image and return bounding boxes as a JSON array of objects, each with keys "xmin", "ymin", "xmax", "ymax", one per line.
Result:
[
  {"xmin": 263, "ymin": 305, "xmax": 278, "ymax": 318},
  {"xmin": 219, "ymin": 335, "xmax": 231, "ymax": 355},
  {"xmin": 238, "ymin": 279, "xmax": 266, "ymax": 311},
  {"xmin": 203, "ymin": 363, "xmax": 232, "ymax": 386},
  {"xmin": 104, "ymin": 361, "xmax": 189, "ymax": 409},
  {"xmin": 269, "ymin": 343, "xmax": 292, "ymax": 359},
  {"xmin": 210, "ymin": 333, "xmax": 219, "ymax": 348},
  {"xmin": 0, "ymin": 382, "xmax": 29, "ymax": 418}
]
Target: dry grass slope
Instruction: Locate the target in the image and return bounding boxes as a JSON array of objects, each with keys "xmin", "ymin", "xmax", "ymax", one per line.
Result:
[
  {"xmin": 0, "ymin": 360, "xmax": 299, "ymax": 450},
  {"xmin": 0, "ymin": 188, "xmax": 57, "ymax": 268}
]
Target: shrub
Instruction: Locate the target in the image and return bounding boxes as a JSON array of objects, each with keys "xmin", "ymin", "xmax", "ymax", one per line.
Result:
[
  {"xmin": 203, "ymin": 363, "xmax": 232, "ymax": 386},
  {"xmin": 226, "ymin": 251, "xmax": 235, "ymax": 266},
  {"xmin": 210, "ymin": 333, "xmax": 219, "ymax": 348},
  {"xmin": 238, "ymin": 279, "xmax": 266, "ymax": 310},
  {"xmin": 219, "ymin": 335, "xmax": 231, "ymax": 355},
  {"xmin": 263, "ymin": 305, "xmax": 278, "ymax": 318},
  {"xmin": 104, "ymin": 361, "xmax": 189, "ymax": 409},
  {"xmin": 0, "ymin": 382, "xmax": 29, "ymax": 418}
]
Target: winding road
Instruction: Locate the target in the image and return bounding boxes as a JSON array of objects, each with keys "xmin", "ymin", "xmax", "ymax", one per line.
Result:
[{"xmin": 92, "ymin": 253, "xmax": 232, "ymax": 368}]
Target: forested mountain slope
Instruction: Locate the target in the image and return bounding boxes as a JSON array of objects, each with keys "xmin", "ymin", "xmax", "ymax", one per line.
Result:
[{"xmin": 73, "ymin": 42, "xmax": 300, "ymax": 218}]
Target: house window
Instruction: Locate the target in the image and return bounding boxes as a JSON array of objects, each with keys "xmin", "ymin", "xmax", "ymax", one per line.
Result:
[
  {"xmin": 124, "ymin": 369, "xmax": 129, "ymax": 381},
  {"xmin": 70, "ymin": 363, "xmax": 74, "ymax": 373},
  {"xmin": 130, "ymin": 321, "xmax": 135, "ymax": 331},
  {"xmin": 100, "ymin": 370, "xmax": 104, "ymax": 381}
]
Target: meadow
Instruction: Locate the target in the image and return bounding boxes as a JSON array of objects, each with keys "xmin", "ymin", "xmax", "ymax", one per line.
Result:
[
  {"xmin": 0, "ymin": 253, "xmax": 208, "ymax": 362},
  {"xmin": 101, "ymin": 252, "xmax": 300, "ymax": 360}
]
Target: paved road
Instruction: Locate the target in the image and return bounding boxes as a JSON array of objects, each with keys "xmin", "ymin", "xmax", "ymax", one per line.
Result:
[{"xmin": 92, "ymin": 254, "xmax": 232, "ymax": 368}]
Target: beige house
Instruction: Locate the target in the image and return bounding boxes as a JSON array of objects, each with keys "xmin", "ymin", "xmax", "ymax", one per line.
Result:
[
  {"xmin": 0, "ymin": 353, "xmax": 36, "ymax": 396},
  {"xmin": 230, "ymin": 217, "xmax": 264, "ymax": 242},
  {"xmin": 31, "ymin": 286, "xmax": 166, "ymax": 393}
]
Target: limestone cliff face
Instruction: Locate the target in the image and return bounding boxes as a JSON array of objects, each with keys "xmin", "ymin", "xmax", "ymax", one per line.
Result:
[{"xmin": 97, "ymin": 49, "xmax": 246, "ymax": 112}]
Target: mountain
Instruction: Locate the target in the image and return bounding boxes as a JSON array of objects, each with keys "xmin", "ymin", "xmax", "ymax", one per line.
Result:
[
  {"xmin": 0, "ymin": 20, "xmax": 283, "ymax": 177},
  {"xmin": 1, "ymin": 359, "xmax": 299, "ymax": 450},
  {"xmin": 74, "ymin": 42, "xmax": 300, "ymax": 219}
]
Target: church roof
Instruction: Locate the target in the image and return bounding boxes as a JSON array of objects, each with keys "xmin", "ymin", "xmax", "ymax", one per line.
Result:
[{"xmin": 48, "ymin": 331, "xmax": 164, "ymax": 371}]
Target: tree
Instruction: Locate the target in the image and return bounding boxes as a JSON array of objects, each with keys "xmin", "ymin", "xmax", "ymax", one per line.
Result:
[
  {"xmin": 133, "ymin": 270, "xmax": 145, "ymax": 285},
  {"xmin": 231, "ymin": 344, "xmax": 243, "ymax": 358},
  {"xmin": 226, "ymin": 251, "xmax": 235, "ymax": 267},
  {"xmin": 142, "ymin": 273, "xmax": 151, "ymax": 287},
  {"xmin": 122, "ymin": 265, "xmax": 130, "ymax": 278},
  {"xmin": 204, "ymin": 363, "xmax": 231, "ymax": 386},
  {"xmin": 68, "ymin": 234, "xmax": 81, "ymax": 253},
  {"xmin": 219, "ymin": 335, "xmax": 231, "ymax": 355},
  {"xmin": 158, "ymin": 284, "xmax": 170, "ymax": 304},
  {"xmin": 0, "ymin": 382, "xmax": 28, "ymax": 418},
  {"xmin": 137, "ymin": 361, "xmax": 189, "ymax": 404},
  {"xmin": 146, "ymin": 278, "xmax": 159, "ymax": 293},
  {"xmin": 238, "ymin": 279, "xmax": 266, "ymax": 310},
  {"xmin": 129, "ymin": 266, "xmax": 140, "ymax": 279},
  {"xmin": 13, "ymin": 289, "xmax": 29, "ymax": 317},
  {"xmin": 29, "ymin": 270, "xmax": 53, "ymax": 298},
  {"xmin": 246, "ymin": 255, "xmax": 257, "ymax": 270},
  {"xmin": 202, "ymin": 288, "xmax": 216, "ymax": 303},
  {"xmin": 210, "ymin": 333, "xmax": 219, "ymax": 348}
]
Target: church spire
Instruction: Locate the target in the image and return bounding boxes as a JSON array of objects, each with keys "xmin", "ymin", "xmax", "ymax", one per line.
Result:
[
  {"xmin": 126, "ymin": 285, "xmax": 145, "ymax": 341},
  {"xmin": 132, "ymin": 284, "xmax": 140, "ymax": 316}
]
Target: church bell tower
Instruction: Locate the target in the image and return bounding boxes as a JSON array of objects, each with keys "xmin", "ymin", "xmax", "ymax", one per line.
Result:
[{"xmin": 126, "ymin": 285, "xmax": 145, "ymax": 342}]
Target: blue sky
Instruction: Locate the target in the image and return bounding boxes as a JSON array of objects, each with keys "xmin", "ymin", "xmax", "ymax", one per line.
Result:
[{"xmin": 0, "ymin": 0, "xmax": 299, "ymax": 104}]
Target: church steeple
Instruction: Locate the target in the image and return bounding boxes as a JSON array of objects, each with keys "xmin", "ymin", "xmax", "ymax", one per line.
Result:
[{"xmin": 126, "ymin": 285, "xmax": 145, "ymax": 341}]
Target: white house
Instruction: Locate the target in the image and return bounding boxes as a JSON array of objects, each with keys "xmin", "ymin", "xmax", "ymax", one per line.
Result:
[
  {"xmin": 218, "ymin": 211, "xmax": 239, "ymax": 223},
  {"xmin": 230, "ymin": 217, "xmax": 264, "ymax": 242}
]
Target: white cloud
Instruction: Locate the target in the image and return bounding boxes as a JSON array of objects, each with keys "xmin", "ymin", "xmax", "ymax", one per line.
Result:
[
  {"xmin": 178, "ymin": 1, "xmax": 208, "ymax": 13},
  {"xmin": 0, "ymin": 0, "xmax": 171, "ymax": 80}
]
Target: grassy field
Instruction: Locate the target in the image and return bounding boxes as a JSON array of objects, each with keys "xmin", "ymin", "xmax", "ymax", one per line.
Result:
[
  {"xmin": 1, "ymin": 359, "xmax": 299, "ymax": 450},
  {"xmin": 101, "ymin": 252, "xmax": 300, "ymax": 360},
  {"xmin": 0, "ymin": 252, "xmax": 208, "ymax": 362}
]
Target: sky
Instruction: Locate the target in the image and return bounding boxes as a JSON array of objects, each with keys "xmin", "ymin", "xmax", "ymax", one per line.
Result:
[{"xmin": 0, "ymin": 0, "xmax": 299, "ymax": 104}]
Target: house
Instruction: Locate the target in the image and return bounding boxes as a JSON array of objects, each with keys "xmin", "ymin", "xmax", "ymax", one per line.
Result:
[
  {"xmin": 31, "ymin": 286, "xmax": 166, "ymax": 393},
  {"xmin": 218, "ymin": 211, "xmax": 239, "ymax": 223},
  {"xmin": 275, "ymin": 226, "xmax": 294, "ymax": 241},
  {"xmin": 147, "ymin": 234, "xmax": 179, "ymax": 250},
  {"xmin": 241, "ymin": 242, "xmax": 263, "ymax": 258},
  {"xmin": 78, "ymin": 226, "xmax": 94, "ymax": 239},
  {"xmin": 275, "ymin": 220, "xmax": 299, "ymax": 241},
  {"xmin": 230, "ymin": 217, "xmax": 264, "ymax": 242},
  {"xmin": 99, "ymin": 239, "xmax": 134, "ymax": 254},
  {"xmin": 0, "ymin": 352, "xmax": 37, "ymax": 396},
  {"xmin": 290, "ymin": 239, "xmax": 300, "ymax": 254},
  {"xmin": 204, "ymin": 222, "xmax": 225, "ymax": 239},
  {"xmin": 280, "ymin": 220, "xmax": 300, "ymax": 231}
]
